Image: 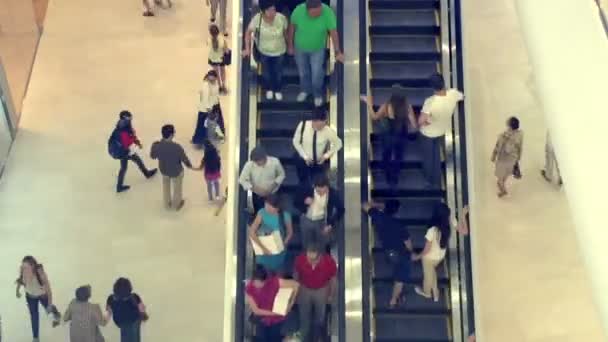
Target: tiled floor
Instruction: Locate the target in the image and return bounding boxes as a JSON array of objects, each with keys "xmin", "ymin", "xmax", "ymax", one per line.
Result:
[
  {"xmin": 462, "ymin": 0, "xmax": 605, "ymax": 340},
  {"xmin": 0, "ymin": 0, "xmax": 230, "ymax": 341}
]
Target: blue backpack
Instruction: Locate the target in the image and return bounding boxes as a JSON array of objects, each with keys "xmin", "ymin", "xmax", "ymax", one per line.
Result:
[{"xmin": 108, "ymin": 128, "xmax": 128, "ymax": 159}]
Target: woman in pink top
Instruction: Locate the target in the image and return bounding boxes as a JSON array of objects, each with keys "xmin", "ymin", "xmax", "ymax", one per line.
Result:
[{"xmin": 245, "ymin": 265, "xmax": 299, "ymax": 342}]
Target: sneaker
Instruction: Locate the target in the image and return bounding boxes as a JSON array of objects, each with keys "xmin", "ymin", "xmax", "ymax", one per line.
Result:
[
  {"xmin": 210, "ymin": 17, "xmax": 216, "ymax": 23},
  {"xmin": 117, "ymin": 185, "xmax": 131, "ymax": 193},
  {"xmin": 146, "ymin": 169, "xmax": 158, "ymax": 179},
  {"xmin": 296, "ymin": 92, "xmax": 308, "ymax": 102},
  {"xmin": 414, "ymin": 286, "xmax": 431, "ymax": 299},
  {"xmin": 540, "ymin": 170, "xmax": 550, "ymax": 183},
  {"xmin": 266, "ymin": 90, "xmax": 274, "ymax": 100},
  {"xmin": 176, "ymin": 200, "xmax": 185, "ymax": 211},
  {"xmin": 143, "ymin": 11, "xmax": 154, "ymax": 16},
  {"xmin": 219, "ymin": 87, "xmax": 228, "ymax": 95},
  {"xmin": 274, "ymin": 92, "xmax": 283, "ymax": 101},
  {"xmin": 314, "ymin": 97, "xmax": 323, "ymax": 107}
]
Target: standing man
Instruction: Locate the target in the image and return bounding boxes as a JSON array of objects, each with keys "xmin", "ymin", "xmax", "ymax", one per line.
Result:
[
  {"xmin": 150, "ymin": 124, "xmax": 193, "ymax": 210},
  {"xmin": 239, "ymin": 145, "xmax": 286, "ymax": 213},
  {"xmin": 296, "ymin": 174, "xmax": 344, "ymax": 249},
  {"xmin": 541, "ymin": 132, "xmax": 562, "ymax": 186},
  {"xmin": 288, "ymin": 0, "xmax": 344, "ymax": 107},
  {"xmin": 294, "ymin": 242, "xmax": 337, "ymax": 342},
  {"xmin": 292, "ymin": 107, "xmax": 342, "ymax": 185},
  {"xmin": 418, "ymin": 73, "xmax": 464, "ymax": 187}
]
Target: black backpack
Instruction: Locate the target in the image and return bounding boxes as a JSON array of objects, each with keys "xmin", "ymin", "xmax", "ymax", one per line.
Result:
[{"xmin": 108, "ymin": 128, "xmax": 128, "ymax": 159}]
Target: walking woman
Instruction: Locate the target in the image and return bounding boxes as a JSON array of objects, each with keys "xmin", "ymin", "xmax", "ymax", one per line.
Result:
[
  {"xmin": 115, "ymin": 110, "xmax": 158, "ymax": 193},
  {"xmin": 412, "ymin": 203, "xmax": 451, "ymax": 302},
  {"xmin": 15, "ymin": 256, "xmax": 61, "ymax": 342},
  {"xmin": 243, "ymin": 0, "xmax": 288, "ymax": 101},
  {"xmin": 64, "ymin": 285, "xmax": 109, "ymax": 342},
  {"xmin": 245, "ymin": 265, "xmax": 299, "ymax": 342},
  {"xmin": 249, "ymin": 193, "xmax": 294, "ymax": 274},
  {"xmin": 192, "ymin": 70, "xmax": 225, "ymax": 146},
  {"xmin": 106, "ymin": 278, "xmax": 149, "ymax": 342},
  {"xmin": 361, "ymin": 85, "xmax": 417, "ymax": 185},
  {"xmin": 207, "ymin": 24, "xmax": 229, "ymax": 94},
  {"xmin": 491, "ymin": 116, "xmax": 523, "ymax": 197}
]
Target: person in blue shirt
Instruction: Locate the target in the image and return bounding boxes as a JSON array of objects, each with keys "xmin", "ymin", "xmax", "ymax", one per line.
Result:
[{"xmin": 363, "ymin": 200, "xmax": 414, "ymax": 308}]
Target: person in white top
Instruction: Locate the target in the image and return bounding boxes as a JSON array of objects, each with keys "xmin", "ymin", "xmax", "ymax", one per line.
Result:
[
  {"xmin": 412, "ymin": 203, "xmax": 452, "ymax": 302},
  {"xmin": 418, "ymin": 73, "xmax": 464, "ymax": 186},
  {"xmin": 239, "ymin": 146, "xmax": 286, "ymax": 212},
  {"xmin": 208, "ymin": 24, "xmax": 229, "ymax": 94},
  {"xmin": 15, "ymin": 256, "xmax": 61, "ymax": 341},
  {"xmin": 292, "ymin": 107, "xmax": 343, "ymax": 185},
  {"xmin": 192, "ymin": 70, "xmax": 224, "ymax": 146}
]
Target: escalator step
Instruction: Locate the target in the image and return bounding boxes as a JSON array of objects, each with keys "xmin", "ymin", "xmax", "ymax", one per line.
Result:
[
  {"xmin": 373, "ymin": 281, "xmax": 449, "ymax": 314},
  {"xmin": 371, "ymin": 9, "xmax": 436, "ymax": 27},
  {"xmin": 374, "ymin": 313, "xmax": 451, "ymax": 341},
  {"xmin": 371, "ymin": 169, "xmax": 442, "ymax": 192},
  {"xmin": 371, "ymin": 61, "xmax": 438, "ymax": 85},
  {"xmin": 369, "ymin": 0, "xmax": 439, "ymax": 10},
  {"xmin": 369, "ymin": 198, "xmax": 442, "ymax": 223},
  {"xmin": 371, "ymin": 36, "xmax": 438, "ymax": 54},
  {"xmin": 259, "ymin": 111, "xmax": 313, "ymax": 131},
  {"xmin": 257, "ymin": 137, "xmax": 296, "ymax": 161},
  {"xmin": 258, "ymin": 85, "xmax": 322, "ymax": 111},
  {"xmin": 373, "ymin": 227, "xmax": 429, "ymax": 250}
]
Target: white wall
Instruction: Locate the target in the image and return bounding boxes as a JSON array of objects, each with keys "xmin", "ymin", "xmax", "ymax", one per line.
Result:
[{"xmin": 514, "ymin": 0, "xmax": 608, "ymax": 335}]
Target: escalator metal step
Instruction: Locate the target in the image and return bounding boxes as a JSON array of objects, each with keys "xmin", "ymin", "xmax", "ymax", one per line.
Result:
[
  {"xmin": 371, "ymin": 62, "xmax": 438, "ymax": 86},
  {"xmin": 370, "ymin": 198, "xmax": 442, "ymax": 222},
  {"xmin": 257, "ymin": 137, "xmax": 296, "ymax": 162},
  {"xmin": 371, "ymin": 36, "xmax": 438, "ymax": 54},
  {"xmin": 373, "ymin": 226, "xmax": 430, "ymax": 250},
  {"xmin": 373, "ymin": 250, "xmax": 448, "ymax": 282},
  {"xmin": 371, "ymin": 169, "xmax": 442, "ymax": 192},
  {"xmin": 259, "ymin": 111, "xmax": 313, "ymax": 131},
  {"xmin": 374, "ymin": 314, "xmax": 451, "ymax": 341},
  {"xmin": 370, "ymin": 86, "xmax": 433, "ymax": 109},
  {"xmin": 369, "ymin": 0, "xmax": 439, "ymax": 10},
  {"xmin": 258, "ymin": 84, "xmax": 321, "ymax": 111},
  {"xmin": 370, "ymin": 10, "xmax": 439, "ymax": 35}
]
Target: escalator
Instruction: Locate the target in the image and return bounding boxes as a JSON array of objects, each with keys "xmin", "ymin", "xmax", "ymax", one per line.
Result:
[
  {"xmin": 232, "ymin": 0, "xmax": 345, "ymax": 340},
  {"xmin": 362, "ymin": 0, "xmax": 454, "ymax": 341}
]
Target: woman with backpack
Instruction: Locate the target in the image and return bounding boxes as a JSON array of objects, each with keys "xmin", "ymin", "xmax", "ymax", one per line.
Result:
[
  {"xmin": 249, "ymin": 193, "xmax": 294, "ymax": 274},
  {"xmin": 106, "ymin": 278, "xmax": 149, "ymax": 342},
  {"xmin": 113, "ymin": 110, "xmax": 158, "ymax": 193},
  {"xmin": 15, "ymin": 256, "xmax": 62, "ymax": 342},
  {"xmin": 491, "ymin": 116, "xmax": 523, "ymax": 197}
]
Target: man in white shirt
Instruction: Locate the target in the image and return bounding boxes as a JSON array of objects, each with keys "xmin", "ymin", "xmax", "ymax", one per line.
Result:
[
  {"xmin": 239, "ymin": 146, "xmax": 286, "ymax": 213},
  {"xmin": 418, "ymin": 73, "xmax": 464, "ymax": 186},
  {"xmin": 292, "ymin": 107, "xmax": 343, "ymax": 185}
]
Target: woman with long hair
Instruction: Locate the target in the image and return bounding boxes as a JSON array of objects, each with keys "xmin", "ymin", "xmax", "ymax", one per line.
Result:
[
  {"xmin": 412, "ymin": 203, "xmax": 451, "ymax": 302},
  {"xmin": 207, "ymin": 24, "xmax": 228, "ymax": 94},
  {"xmin": 15, "ymin": 256, "xmax": 62, "ymax": 341},
  {"xmin": 249, "ymin": 193, "xmax": 294, "ymax": 274},
  {"xmin": 106, "ymin": 278, "xmax": 149, "ymax": 342},
  {"xmin": 192, "ymin": 70, "xmax": 225, "ymax": 146},
  {"xmin": 491, "ymin": 116, "xmax": 523, "ymax": 197},
  {"xmin": 195, "ymin": 141, "xmax": 223, "ymax": 201},
  {"xmin": 361, "ymin": 85, "xmax": 417, "ymax": 185}
]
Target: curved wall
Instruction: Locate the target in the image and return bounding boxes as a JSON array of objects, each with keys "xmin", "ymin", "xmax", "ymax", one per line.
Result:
[{"xmin": 514, "ymin": 0, "xmax": 608, "ymax": 335}]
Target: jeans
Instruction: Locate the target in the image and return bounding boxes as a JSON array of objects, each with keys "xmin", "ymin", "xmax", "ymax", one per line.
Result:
[
  {"xmin": 382, "ymin": 134, "xmax": 406, "ymax": 185},
  {"xmin": 119, "ymin": 320, "xmax": 141, "ymax": 342},
  {"xmin": 26, "ymin": 294, "xmax": 60, "ymax": 338},
  {"xmin": 255, "ymin": 321, "xmax": 283, "ymax": 342},
  {"xmin": 206, "ymin": 179, "xmax": 220, "ymax": 200},
  {"xmin": 419, "ymin": 134, "xmax": 444, "ymax": 186},
  {"xmin": 118, "ymin": 153, "xmax": 151, "ymax": 187},
  {"xmin": 259, "ymin": 54, "xmax": 285, "ymax": 92},
  {"xmin": 162, "ymin": 172, "xmax": 184, "ymax": 209},
  {"xmin": 294, "ymin": 48, "xmax": 326, "ymax": 99},
  {"xmin": 300, "ymin": 215, "xmax": 332, "ymax": 249}
]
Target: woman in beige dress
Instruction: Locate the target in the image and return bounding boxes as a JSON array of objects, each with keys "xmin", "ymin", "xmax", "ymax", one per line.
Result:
[
  {"xmin": 491, "ymin": 117, "xmax": 523, "ymax": 197},
  {"xmin": 64, "ymin": 285, "xmax": 109, "ymax": 342}
]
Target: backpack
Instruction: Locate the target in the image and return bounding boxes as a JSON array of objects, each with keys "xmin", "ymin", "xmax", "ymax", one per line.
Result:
[{"xmin": 108, "ymin": 128, "xmax": 128, "ymax": 159}]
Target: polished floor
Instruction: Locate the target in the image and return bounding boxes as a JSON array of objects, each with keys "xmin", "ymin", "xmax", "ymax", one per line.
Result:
[
  {"xmin": 463, "ymin": 0, "xmax": 605, "ymax": 340},
  {"xmin": 0, "ymin": 0, "xmax": 229, "ymax": 341}
]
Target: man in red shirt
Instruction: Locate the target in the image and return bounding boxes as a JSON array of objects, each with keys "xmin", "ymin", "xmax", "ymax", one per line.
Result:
[{"xmin": 294, "ymin": 242, "xmax": 337, "ymax": 342}]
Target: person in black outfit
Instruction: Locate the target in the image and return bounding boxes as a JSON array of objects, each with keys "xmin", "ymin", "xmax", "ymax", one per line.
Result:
[
  {"xmin": 106, "ymin": 278, "xmax": 149, "ymax": 342},
  {"xmin": 115, "ymin": 111, "xmax": 157, "ymax": 193},
  {"xmin": 296, "ymin": 174, "xmax": 344, "ymax": 249},
  {"xmin": 363, "ymin": 200, "xmax": 414, "ymax": 308}
]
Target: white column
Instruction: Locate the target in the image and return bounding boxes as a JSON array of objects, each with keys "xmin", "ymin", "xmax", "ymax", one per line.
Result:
[{"xmin": 513, "ymin": 0, "xmax": 608, "ymax": 335}]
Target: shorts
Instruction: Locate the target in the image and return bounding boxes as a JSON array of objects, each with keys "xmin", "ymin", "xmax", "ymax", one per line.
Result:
[{"xmin": 208, "ymin": 59, "xmax": 224, "ymax": 67}]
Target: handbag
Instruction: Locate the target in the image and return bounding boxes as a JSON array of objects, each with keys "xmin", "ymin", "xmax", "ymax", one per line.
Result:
[
  {"xmin": 223, "ymin": 49, "xmax": 232, "ymax": 66},
  {"xmin": 513, "ymin": 162, "xmax": 522, "ymax": 179}
]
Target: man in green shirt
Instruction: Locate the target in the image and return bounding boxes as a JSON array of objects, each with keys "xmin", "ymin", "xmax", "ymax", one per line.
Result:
[{"xmin": 288, "ymin": 0, "xmax": 344, "ymax": 107}]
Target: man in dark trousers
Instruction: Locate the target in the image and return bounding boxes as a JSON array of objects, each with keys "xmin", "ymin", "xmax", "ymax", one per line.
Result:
[
  {"xmin": 150, "ymin": 124, "xmax": 192, "ymax": 210},
  {"xmin": 296, "ymin": 174, "xmax": 344, "ymax": 249}
]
